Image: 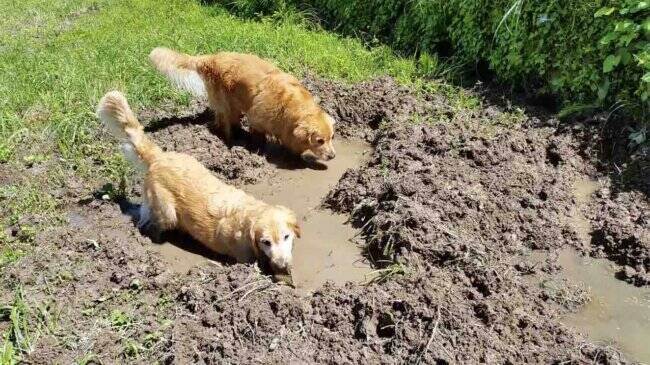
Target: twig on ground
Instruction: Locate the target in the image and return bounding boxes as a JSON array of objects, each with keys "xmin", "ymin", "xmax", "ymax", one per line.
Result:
[{"xmin": 416, "ymin": 305, "xmax": 442, "ymax": 365}]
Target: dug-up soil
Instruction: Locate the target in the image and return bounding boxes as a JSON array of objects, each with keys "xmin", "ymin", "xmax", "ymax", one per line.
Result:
[{"xmin": 2, "ymin": 75, "xmax": 649, "ymax": 364}]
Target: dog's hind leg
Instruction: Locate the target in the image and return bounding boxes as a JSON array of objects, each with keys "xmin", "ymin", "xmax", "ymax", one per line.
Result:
[
  {"xmin": 248, "ymin": 127, "xmax": 266, "ymax": 153},
  {"xmin": 214, "ymin": 107, "xmax": 242, "ymax": 145},
  {"xmin": 142, "ymin": 183, "xmax": 177, "ymax": 241}
]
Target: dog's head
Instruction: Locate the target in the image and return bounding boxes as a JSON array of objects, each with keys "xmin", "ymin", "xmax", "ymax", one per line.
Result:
[
  {"xmin": 250, "ymin": 205, "xmax": 300, "ymax": 275},
  {"xmin": 293, "ymin": 111, "xmax": 336, "ymax": 161}
]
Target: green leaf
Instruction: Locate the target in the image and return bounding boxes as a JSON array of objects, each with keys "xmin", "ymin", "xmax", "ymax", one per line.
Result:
[
  {"xmin": 642, "ymin": 18, "xmax": 650, "ymax": 34},
  {"xmin": 618, "ymin": 32, "xmax": 639, "ymax": 47},
  {"xmin": 614, "ymin": 20, "xmax": 634, "ymax": 33},
  {"xmin": 631, "ymin": 1, "xmax": 649, "ymax": 13},
  {"xmin": 642, "ymin": 72, "xmax": 650, "ymax": 83},
  {"xmin": 597, "ymin": 79, "xmax": 610, "ymax": 100},
  {"xmin": 603, "ymin": 54, "xmax": 621, "ymax": 72},
  {"xmin": 599, "ymin": 31, "xmax": 618, "ymax": 45},
  {"xmin": 635, "ymin": 51, "xmax": 650, "ymax": 67},
  {"xmin": 594, "ymin": 6, "xmax": 616, "ymax": 17},
  {"xmin": 620, "ymin": 49, "xmax": 633, "ymax": 65}
]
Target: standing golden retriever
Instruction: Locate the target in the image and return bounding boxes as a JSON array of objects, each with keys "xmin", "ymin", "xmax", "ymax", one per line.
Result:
[
  {"xmin": 149, "ymin": 47, "xmax": 336, "ymax": 162},
  {"xmin": 97, "ymin": 91, "xmax": 299, "ymax": 276}
]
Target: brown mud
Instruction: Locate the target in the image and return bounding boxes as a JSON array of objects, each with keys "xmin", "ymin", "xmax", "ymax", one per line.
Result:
[{"xmin": 2, "ymin": 75, "xmax": 649, "ymax": 363}]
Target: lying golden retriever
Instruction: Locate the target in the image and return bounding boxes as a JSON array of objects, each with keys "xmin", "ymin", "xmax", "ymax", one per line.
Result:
[
  {"xmin": 97, "ymin": 91, "xmax": 299, "ymax": 277},
  {"xmin": 149, "ymin": 47, "xmax": 336, "ymax": 162}
]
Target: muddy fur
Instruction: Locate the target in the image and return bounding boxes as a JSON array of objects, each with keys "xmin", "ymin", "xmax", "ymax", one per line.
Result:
[{"xmin": 3, "ymin": 75, "xmax": 647, "ymax": 363}]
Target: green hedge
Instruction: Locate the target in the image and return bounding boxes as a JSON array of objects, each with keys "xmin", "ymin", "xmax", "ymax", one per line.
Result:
[{"xmin": 216, "ymin": 0, "xmax": 649, "ymax": 116}]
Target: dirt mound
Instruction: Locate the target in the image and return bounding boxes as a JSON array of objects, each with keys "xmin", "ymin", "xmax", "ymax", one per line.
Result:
[
  {"xmin": 325, "ymin": 118, "xmax": 585, "ymax": 266},
  {"xmin": 144, "ymin": 110, "xmax": 272, "ymax": 186},
  {"xmin": 303, "ymin": 75, "xmax": 431, "ymax": 140}
]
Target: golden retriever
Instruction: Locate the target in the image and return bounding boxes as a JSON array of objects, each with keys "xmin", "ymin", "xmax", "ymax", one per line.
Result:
[
  {"xmin": 149, "ymin": 47, "xmax": 336, "ymax": 162},
  {"xmin": 97, "ymin": 91, "xmax": 300, "ymax": 277}
]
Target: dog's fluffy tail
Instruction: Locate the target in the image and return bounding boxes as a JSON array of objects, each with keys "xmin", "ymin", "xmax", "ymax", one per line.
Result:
[
  {"xmin": 149, "ymin": 47, "xmax": 207, "ymax": 98},
  {"xmin": 97, "ymin": 91, "xmax": 161, "ymax": 168}
]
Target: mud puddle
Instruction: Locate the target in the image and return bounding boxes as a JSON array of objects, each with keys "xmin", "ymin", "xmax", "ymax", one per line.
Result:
[
  {"xmin": 571, "ymin": 179, "xmax": 600, "ymax": 245},
  {"xmin": 243, "ymin": 140, "xmax": 373, "ymax": 293},
  {"xmin": 149, "ymin": 139, "xmax": 373, "ymax": 292},
  {"xmin": 555, "ymin": 178, "xmax": 650, "ymax": 363},
  {"xmin": 558, "ymin": 248, "xmax": 650, "ymax": 363}
]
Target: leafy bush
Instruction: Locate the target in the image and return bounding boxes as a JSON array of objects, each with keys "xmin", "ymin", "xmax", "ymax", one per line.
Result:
[{"xmin": 212, "ymin": 0, "xmax": 649, "ymax": 117}]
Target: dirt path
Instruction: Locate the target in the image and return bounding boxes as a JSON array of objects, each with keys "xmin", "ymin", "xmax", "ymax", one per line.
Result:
[{"xmin": 2, "ymin": 76, "xmax": 649, "ymax": 364}]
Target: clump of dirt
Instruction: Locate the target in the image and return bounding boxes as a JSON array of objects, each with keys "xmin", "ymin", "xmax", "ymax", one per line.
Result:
[
  {"xmin": 1, "ymin": 76, "xmax": 638, "ymax": 363},
  {"xmin": 303, "ymin": 74, "xmax": 432, "ymax": 140},
  {"xmin": 586, "ymin": 187, "xmax": 650, "ymax": 286},
  {"xmin": 145, "ymin": 109, "xmax": 273, "ymax": 185}
]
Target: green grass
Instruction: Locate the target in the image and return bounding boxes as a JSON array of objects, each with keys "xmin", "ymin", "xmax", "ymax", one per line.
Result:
[
  {"xmin": 0, "ymin": 0, "xmax": 417, "ymax": 162},
  {"xmin": 0, "ymin": 287, "xmax": 59, "ymax": 364}
]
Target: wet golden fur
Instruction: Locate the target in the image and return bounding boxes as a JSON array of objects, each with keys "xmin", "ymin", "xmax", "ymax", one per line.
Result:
[
  {"xmin": 96, "ymin": 91, "xmax": 300, "ymax": 274},
  {"xmin": 149, "ymin": 47, "xmax": 336, "ymax": 161}
]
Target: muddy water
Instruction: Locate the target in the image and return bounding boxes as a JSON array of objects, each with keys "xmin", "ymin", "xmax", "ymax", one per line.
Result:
[
  {"xmin": 559, "ymin": 249, "xmax": 650, "ymax": 363},
  {"xmin": 243, "ymin": 141, "xmax": 373, "ymax": 293},
  {"xmin": 570, "ymin": 179, "xmax": 600, "ymax": 244},
  {"xmin": 149, "ymin": 140, "xmax": 372, "ymax": 292},
  {"xmin": 560, "ymin": 179, "xmax": 650, "ymax": 363}
]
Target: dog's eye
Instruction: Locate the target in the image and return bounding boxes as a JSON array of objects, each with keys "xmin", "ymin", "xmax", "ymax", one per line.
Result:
[
  {"xmin": 283, "ymin": 234, "xmax": 290, "ymax": 241},
  {"xmin": 316, "ymin": 138, "xmax": 325, "ymax": 145},
  {"xmin": 260, "ymin": 239, "xmax": 271, "ymax": 247}
]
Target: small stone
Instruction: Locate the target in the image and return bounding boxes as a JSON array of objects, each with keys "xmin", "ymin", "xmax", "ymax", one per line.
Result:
[
  {"xmin": 269, "ymin": 337, "xmax": 280, "ymax": 351},
  {"xmin": 85, "ymin": 239, "xmax": 100, "ymax": 250},
  {"xmin": 101, "ymin": 194, "xmax": 110, "ymax": 201},
  {"xmin": 130, "ymin": 278, "xmax": 142, "ymax": 290},
  {"xmin": 623, "ymin": 266, "xmax": 636, "ymax": 278},
  {"xmin": 110, "ymin": 272, "xmax": 123, "ymax": 284}
]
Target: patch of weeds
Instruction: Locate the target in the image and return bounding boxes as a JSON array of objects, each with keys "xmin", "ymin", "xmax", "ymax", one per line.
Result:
[
  {"xmin": 108, "ymin": 309, "xmax": 132, "ymax": 330},
  {"xmin": 491, "ymin": 107, "xmax": 526, "ymax": 128},
  {"xmin": 94, "ymin": 182, "xmax": 127, "ymax": 202},
  {"xmin": 155, "ymin": 294, "xmax": 173, "ymax": 312},
  {"xmin": 123, "ymin": 339, "xmax": 145, "ymax": 359},
  {"xmin": 76, "ymin": 353, "xmax": 99, "ymax": 365},
  {"xmin": 416, "ymin": 80, "xmax": 481, "ymax": 112},
  {"xmin": 0, "ymin": 128, "xmax": 29, "ymax": 164},
  {"xmin": 21, "ymin": 154, "xmax": 48, "ymax": 167},
  {"xmin": 0, "ymin": 183, "xmax": 59, "ymax": 226},
  {"xmin": 14, "ymin": 225, "xmax": 37, "ymax": 243},
  {"xmin": 0, "ymin": 234, "xmax": 26, "ymax": 269},
  {"xmin": 366, "ymin": 263, "xmax": 408, "ymax": 284},
  {"xmin": 0, "ymin": 291, "xmax": 60, "ymax": 365},
  {"xmin": 121, "ymin": 329, "xmax": 167, "ymax": 359},
  {"xmin": 539, "ymin": 278, "xmax": 589, "ymax": 310},
  {"xmin": 0, "ymin": 145, "xmax": 13, "ymax": 164},
  {"xmin": 142, "ymin": 331, "xmax": 163, "ymax": 350},
  {"xmin": 56, "ymin": 269, "xmax": 75, "ymax": 284},
  {"xmin": 379, "ymin": 157, "xmax": 390, "ymax": 178}
]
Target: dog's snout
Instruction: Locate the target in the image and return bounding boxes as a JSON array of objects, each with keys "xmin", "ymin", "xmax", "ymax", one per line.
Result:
[
  {"xmin": 272, "ymin": 262, "xmax": 292, "ymax": 275},
  {"xmin": 325, "ymin": 151, "xmax": 336, "ymax": 160}
]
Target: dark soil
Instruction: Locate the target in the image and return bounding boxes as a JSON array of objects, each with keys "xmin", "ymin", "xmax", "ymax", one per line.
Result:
[
  {"xmin": 3, "ymin": 75, "xmax": 647, "ymax": 364},
  {"xmin": 587, "ymin": 187, "xmax": 650, "ymax": 286}
]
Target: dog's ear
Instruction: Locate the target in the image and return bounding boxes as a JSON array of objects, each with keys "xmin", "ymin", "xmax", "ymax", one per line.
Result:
[
  {"xmin": 291, "ymin": 222, "xmax": 301, "ymax": 238},
  {"xmin": 293, "ymin": 124, "xmax": 310, "ymax": 142},
  {"xmin": 249, "ymin": 224, "xmax": 260, "ymax": 257},
  {"xmin": 286, "ymin": 210, "xmax": 301, "ymax": 238}
]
